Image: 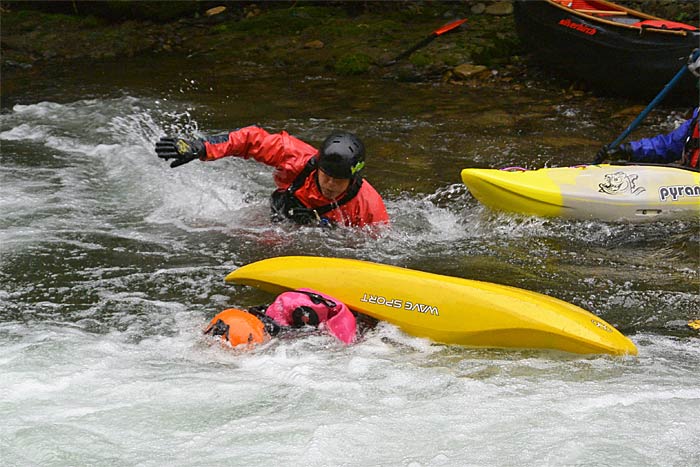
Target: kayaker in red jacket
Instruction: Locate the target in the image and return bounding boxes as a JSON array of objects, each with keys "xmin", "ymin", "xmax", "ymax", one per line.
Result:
[{"xmin": 155, "ymin": 127, "xmax": 389, "ymax": 228}]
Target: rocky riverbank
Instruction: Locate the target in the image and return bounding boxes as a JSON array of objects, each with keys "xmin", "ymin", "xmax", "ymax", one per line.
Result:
[
  {"xmin": 2, "ymin": 2, "xmax": 514, "ymax": 76},
  {"xmin": 2, "ymin": 1, "xmax": 698, "ymax": 96}
]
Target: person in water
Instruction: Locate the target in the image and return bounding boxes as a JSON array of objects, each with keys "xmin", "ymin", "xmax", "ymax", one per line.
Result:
[
  {"xmin": 204, "ymin": 288, "xmax": 361, "ymax": 347},
  {"xmin": 155, "ymin": 127, "xmax": 389, "ymax": 228},
  {"xmin": 594, "ymin": 107, "xmax": 700, "ymax": 168}
]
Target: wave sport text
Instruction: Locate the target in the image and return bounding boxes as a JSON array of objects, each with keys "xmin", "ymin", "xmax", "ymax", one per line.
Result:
[{"xmin": 360, "ymin": 293, "xmax": 439, "ymax": 316}]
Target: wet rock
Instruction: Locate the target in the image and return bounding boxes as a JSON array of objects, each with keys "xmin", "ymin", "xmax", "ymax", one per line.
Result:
[
  {"xmin": 452, "ymin": 63, "xmax": 489, "ymax": 80},
  {"xmin": 205, "ymin": 6, "xmax": 226, "ymax": 17},
  {"xmin": 485, "ymin": 2, "xmax": 514, "ymax": 16},
  {"xmin": 244, "ymin": 4, "xmax": 261, "ymax": 19},
  {"xmin": 470, "ymin": 3, "xmax": 486, "ymax": 15},
  {"xmin": 5, "ymin": 60, "xmax": 33, "ymax": 69},
  {"xmin": 304, "ymin": 40, "xmax": 324, "ymax": 49}
]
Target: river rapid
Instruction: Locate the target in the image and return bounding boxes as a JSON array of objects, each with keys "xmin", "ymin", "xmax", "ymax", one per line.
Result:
[{"xmin": 1, "ymin": 56, "xmax": 699, "ymax": 466}]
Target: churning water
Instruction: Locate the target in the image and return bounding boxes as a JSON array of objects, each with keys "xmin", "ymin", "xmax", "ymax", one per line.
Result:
[{"xmin": 1, "ymin": 59, "xmax": 699, "ymax": 466}]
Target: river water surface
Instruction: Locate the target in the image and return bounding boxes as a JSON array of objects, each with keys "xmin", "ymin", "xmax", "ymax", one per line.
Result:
[{"xmin": 1, "ymin": 56, "xmax": 699, "ymax": 466}]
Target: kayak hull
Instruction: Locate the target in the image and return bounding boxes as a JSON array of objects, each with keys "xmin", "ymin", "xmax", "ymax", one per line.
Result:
[
  {"xmin": 461, "ymin": 164, "xmax": 700, "ymax": 221},
  {"xmin": 225, "ymin": 256, "xmax": 637, "ymax": 356}
]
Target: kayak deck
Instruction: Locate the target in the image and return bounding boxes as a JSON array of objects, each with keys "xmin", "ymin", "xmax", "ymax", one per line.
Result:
[{"xmin": 461, "ymin": 164, "xmax": 700, "ymax": 221}]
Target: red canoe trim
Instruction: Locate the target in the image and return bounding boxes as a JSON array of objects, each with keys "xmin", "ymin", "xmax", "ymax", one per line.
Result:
[{"xmin": 633, "ymin": 19, "xmax": 698, "ymax": 31}]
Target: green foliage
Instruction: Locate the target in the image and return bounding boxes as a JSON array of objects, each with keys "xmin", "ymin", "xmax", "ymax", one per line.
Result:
[
  {"xmin": 81, "ymin": 1, "xmax": 200, "ymax": 22},
  {"xmin": 233, "ymin": 6, "xmax": 342, "ymax": 35},
  {"xmin": 441, "ymin": 54, "xmax": 462, "ymax": 67},
  {"xmin": 409, "ymin": 52, "xmax": 431, "ymax": 68},
  {"xmin": 675, "ymin": 12, "xmax": 690, "ymax": 22},
  {"xmin": 334, "ymin": 53, "xmax": 372, "ymax": 75},
  {"xmin": 3, "ymin": 9, "xmax": 102, "ymax": 32},
  {"xmin": 472, "ymin": 35, "xmax": 522, "ymax": 67},
  {"xmin": 212, "ymin": 24, "xmax": 230, "ymax": 34}
]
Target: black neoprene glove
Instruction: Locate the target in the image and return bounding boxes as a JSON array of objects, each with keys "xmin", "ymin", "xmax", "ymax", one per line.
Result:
[
  {"xmin": 155, "ymin": 137, "xmax": 206, "ymax": 168},
  {"xmin": 593, "ymin": 143, "xmax": 632, "ymax": 164}
]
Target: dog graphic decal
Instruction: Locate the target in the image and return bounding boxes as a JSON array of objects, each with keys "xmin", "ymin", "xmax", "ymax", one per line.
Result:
[{"xmin": 598, "ymin": 171, "xmax": 646, "ymax": 196}]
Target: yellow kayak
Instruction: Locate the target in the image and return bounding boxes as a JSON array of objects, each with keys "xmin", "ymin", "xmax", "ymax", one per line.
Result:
[
  {"xmin": 461, "ymin": 164, "xmax": 700, "ymax": 221},
  {"xmin": 225, "ymin": 256, "xmax": 637, "ymax": 356}
]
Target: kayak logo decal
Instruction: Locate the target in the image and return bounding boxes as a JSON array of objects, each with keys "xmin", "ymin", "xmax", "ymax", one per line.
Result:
[
  {"xmin": 598, "ymin": 172, "xmax": 645, "ymax": 196},
  {"xmin": 658, "ymin": 184, "xmax": 700, "ymax": 202},
  {"xmin": 591, "ymin": 319, "xmax": 613, "ymax": 333},
  {"xmin": 360, "ymin": 293, "xmax": 439, "ymax": 316},
  {"xmin": 558, "ymin": 18, "xmax": 597, "ymax": 36}
]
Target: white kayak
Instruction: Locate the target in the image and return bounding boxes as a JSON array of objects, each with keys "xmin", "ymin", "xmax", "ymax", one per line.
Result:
[{"xmin": 461, "ymin": 164, "xmax": 700, "ymax": 221}]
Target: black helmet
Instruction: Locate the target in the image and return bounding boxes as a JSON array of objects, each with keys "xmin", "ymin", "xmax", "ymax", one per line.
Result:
[{"xmin": 318, "ymin": 132, "xmax": 365, "ymax": 179}]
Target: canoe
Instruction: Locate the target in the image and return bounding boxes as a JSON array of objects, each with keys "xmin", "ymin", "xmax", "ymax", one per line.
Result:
[
  {"xmin": 513, "ymin": 0, "xmax": 699, "ymax": 101},
  {"xmin": 225, "ymin": 256, "xmax": 637, "ymax": 356},
  {"xmin": 461, "ymin": 164, "xmax": 700, "ymax": 222}
]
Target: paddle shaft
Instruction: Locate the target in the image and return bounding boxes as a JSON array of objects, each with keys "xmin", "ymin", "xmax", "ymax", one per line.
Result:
[{"xmin": 388, "ymin": 35, "xmax": 438, "ymax": 64}]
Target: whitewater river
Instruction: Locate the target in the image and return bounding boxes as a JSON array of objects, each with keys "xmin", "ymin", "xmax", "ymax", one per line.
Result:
[{"xmin": 1, "ymin": 57, "xmax": 699, "ymax": 466}]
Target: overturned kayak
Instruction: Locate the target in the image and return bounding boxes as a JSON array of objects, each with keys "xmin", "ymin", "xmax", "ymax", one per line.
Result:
[
  {"xmin": 225, "ymin": 256, "xmax": 637, "ymax": 356},
  {"xmin": 461, "ymin": 164, "xmax": 700, "ymax": 222}
]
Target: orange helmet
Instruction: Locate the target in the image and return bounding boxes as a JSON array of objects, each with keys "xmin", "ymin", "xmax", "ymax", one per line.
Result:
[{"xmin": 204, "ymin": 308, "xmax": 268, "ymax": 347}]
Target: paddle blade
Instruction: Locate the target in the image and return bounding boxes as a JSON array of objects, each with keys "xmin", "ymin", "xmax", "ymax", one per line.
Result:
[{"xmin": 434, "ymin": 18, "xmax": 467, "ymax": 36}]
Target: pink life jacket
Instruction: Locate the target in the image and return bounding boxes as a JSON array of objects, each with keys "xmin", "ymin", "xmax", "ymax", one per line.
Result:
[{"xmin": 265, "ymin": 288, "xmax": 357, "ymax": 344}]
